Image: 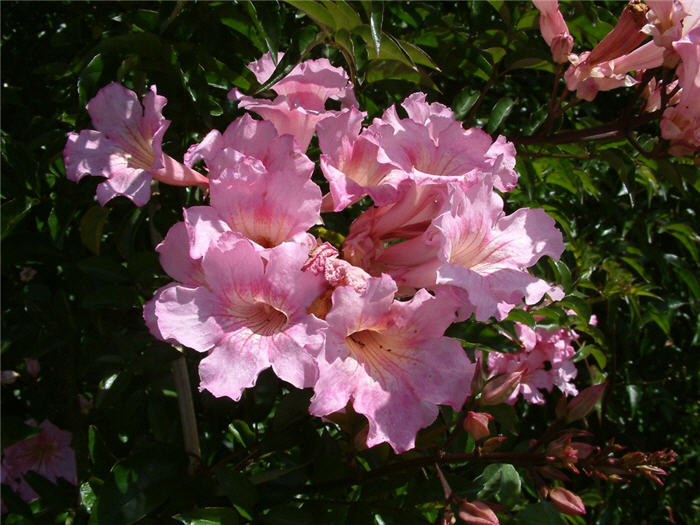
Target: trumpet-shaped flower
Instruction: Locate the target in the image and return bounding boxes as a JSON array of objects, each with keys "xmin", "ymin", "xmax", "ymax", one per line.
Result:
[
  {"xmin": 309, "ymin": 274, "xmax": 474, "ymax": 453},
  {"xmin": 183, "ymin": 115, "xmax": 322, "ymax": 249},
  {"xmin": 368, "ymin": 93, "xmax": 519, "ymax": 192},
  {"xmin": 1, "ymin": 420, "xmax": 77, "ymax": 502},
  {"xmin": 228, "ymin": 53, "xmax": 358, "ymax": 151},
  {"xmin": 433, "ymin": 182, "xmax": 565, "ymax": 321},
  {"xmin": 144, "ymin": 234, "xmax": 327, "ymax": 401},
  {"xmin": 317, "ymin": 107, "xmax": 403, "ymax": 210},
  {"xmin": 64, "ymin": 82, "xmax": 208, "ymax": 206}
]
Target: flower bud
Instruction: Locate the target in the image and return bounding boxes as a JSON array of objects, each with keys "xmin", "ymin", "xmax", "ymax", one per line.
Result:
[
  {"xmin": 480, "ymin": 369, "xmax": 523, "ymax": 406},
  {"xmin": 464, "ymin": 411, "xmax": 493, "ymax": 441},
  {"xmin": 565, "ymin": 382, "xmax": 606, "ymax": 422},
  {"xmin": 588, "ymin": 0, "xmax": 650, "ymax": 64},
  {"xmin": 481, "ymin": 435, "xmax": 508, "ymax": 453},
  {"xmin": 457, "ymin": 500, "xmax": 499, "ymax": 525},
  {"xmin": 24, "ymin": 358, "xmax": 40, "ymax": 378},
  {"xmin": 549, "ymin": 487, "xmax": 586, "ymax": 516}
]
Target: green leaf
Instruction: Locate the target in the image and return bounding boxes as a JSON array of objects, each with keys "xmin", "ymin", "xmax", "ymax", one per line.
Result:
[
  {"xmin": 505, "ymin": 308, "xmax": 536, "ymax": 327},
  {"xmin": 486, "ymin": 97, "xmax": 515, "ymax": 134},
  {"xmin": 515, "ymin": 502, "xmax": 566, "ymax": 525},
  {"xmin": 325, "ymin": 0, "xmax": 363, "ymax": 31},
  {"xmin": 476, "ymin": 463, "xmax": 521, "ymax": 506},
  {"xmin": 246, "ymin": 1, "xmax": 282, "ymax": 61},
  {"xmin": 453, "ymin": 88, "xmax": 479, "ymax": 120},
  {"xmin": 254, "ymin": 43, "xmax": 302, "ymax": 93},
  {"xmin": 285, "ymin": 0, "xmax": 335, "ymax": 30},
  {"xmin": 174, "ymin": 507, "xmax": 240, "ymax": 525},
  {"xmin": 215, "ymin": 469, "xmax": 258, "ymax": 521},
  {"xmin": 89, "ymin": 446, "xmax": 186, "ymax": 525},
  {"xmin": 368, "ymin": 0, "xmax": 383, "ymax": 56},
  {"xmin": 80, "ymin": 205, "xmax": 111, "ymax": 255},
  {"xmin": 78, "ymin": 54, "xmax": 104, "ymax": 107},
  {"xmin": 560, "ymin": 296, "xmax": 591, "ymax": 321},
  {"xmin": 1, "ymin": 197, "xmax": 39, "ymax": 240}
]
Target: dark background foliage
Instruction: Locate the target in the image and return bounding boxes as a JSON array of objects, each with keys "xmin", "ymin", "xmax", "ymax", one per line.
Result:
[{"xmin": 1, "ymin": 1, "xmax": 698, "ymax": 524}]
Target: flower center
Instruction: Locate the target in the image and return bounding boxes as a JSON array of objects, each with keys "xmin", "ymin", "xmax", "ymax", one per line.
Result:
[{"xmin": 243, "ymin": 302, "xmax": 288, "ymax": 336}]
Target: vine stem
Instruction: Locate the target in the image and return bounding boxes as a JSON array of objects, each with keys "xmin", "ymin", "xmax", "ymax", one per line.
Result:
[{"xmin": 171, "ymin": 347, "xmax": 202, "ymax": 474}]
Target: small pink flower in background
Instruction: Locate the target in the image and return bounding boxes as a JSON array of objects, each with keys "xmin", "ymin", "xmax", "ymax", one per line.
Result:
[
  {"xmin": 228, "ymin": 52, "xmax": 358, "ymax": 151},
  {"xmin": 309, "ymin": 274, "xmax": 474, "ymax": 453},
  {"xmin": 1, "ymin": 420, "xmax": 77, "ymax": 503},
  {"xmin": 64, "ymin": 82, "xmax": 208, "ymax": 206},
  {"xmin": 487, "ymin": 318, "xmax": 585, "ymax": 405},
  {"xmin": 532, "ymin": 0, "xmax": 574, "ymax": 63},
  {"xmin": 144, "ymin": 234, "xmax": 327, "ymax": 401}
]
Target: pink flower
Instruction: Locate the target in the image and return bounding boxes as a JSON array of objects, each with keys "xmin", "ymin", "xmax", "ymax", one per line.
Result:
[
  {"xmin": 644, "ymin": 0, "xmax": 689, "ymax": 48},
  {"xmin": 532, "ymin": 0, "xmax": 574, "ymax": 63},
  {"xmin": 487, "ymin": 320, "xmax": 583, "ymax": 405},
  {"xmin": 64, "ymin": 82, "xmax": 208, "ymax": 206},
  {"xmin": 1, "ymin": 420, "xmax": 77, "ymax": 502},
  {"xmin": 309, "ymin": 274, "xmax": 474, "ymax": 453},
  {"xmin": 144, "ymin": 234, "xmax": 327, "ymax": 401},
  {"xmin": 182, "ymin": 115, "xmax": 322, "ymax": 250},
  {"xmin": 317, "ymin": 107, "xmax": 403, "ymax": 211},
  {"xmin": 432, "ymin": 182, "xmax": 565, "ymax": 321},
  {"xmin": 661, "ymin": 26, "xmax": 700, "ymax": 155},
  {"xmin": 303, "ymin": 242, "xmax": 371, "ymax": 294},
  {"xmin": 228, "ymin": 53, "xmax": 358, "ymax": 151},
  {"xmin": 368, "ymin": 93, "xmax": 518, "ymax": 193}
]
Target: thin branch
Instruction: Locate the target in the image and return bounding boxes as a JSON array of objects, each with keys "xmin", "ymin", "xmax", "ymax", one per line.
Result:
[{"xmin": 171, "ymin": 347, "xmax": 202, "ymax": 474}]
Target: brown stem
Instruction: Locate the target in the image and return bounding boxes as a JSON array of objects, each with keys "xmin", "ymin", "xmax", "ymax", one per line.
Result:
[
  {"xmin": 512, "ymin": 110, "xmax": 663, "ymax": 146},
  {"xmin": 171, "ymin": 348, "xmax": 202, "ymax": 474},
  {"xmin": 301, "ymin": 450, "xmax": 554, "ymax": 493}
]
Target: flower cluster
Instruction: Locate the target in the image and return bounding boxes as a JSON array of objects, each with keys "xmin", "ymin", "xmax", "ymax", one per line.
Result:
[
  {"xmin": 534, "ymin": 0, "xmax": 700, "ymax": 156},
  {"xmin": 66, "ymin": 53, "xmax": 567, "ymax": 453}
]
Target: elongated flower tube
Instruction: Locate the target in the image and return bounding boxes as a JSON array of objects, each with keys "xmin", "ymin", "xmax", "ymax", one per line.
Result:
[
  {"xmin": 64, "ymin": 82, "xmax": 208, "ymax": 206},
  {"xmin": 228, "ymin": 53, "xmax": 358, "ymax": 151},
  {"xmin": 309, "ymin": 274, "xmax": 474, "ymax": 453},
  {"xmin": 144, "ymin": 234, "xmax": 327, "ymax": 401}
]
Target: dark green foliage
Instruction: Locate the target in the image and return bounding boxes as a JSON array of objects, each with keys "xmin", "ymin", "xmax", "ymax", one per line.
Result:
[{"xmin": 2, "ymin": 2, "xmax": 698, "ymax": 524}]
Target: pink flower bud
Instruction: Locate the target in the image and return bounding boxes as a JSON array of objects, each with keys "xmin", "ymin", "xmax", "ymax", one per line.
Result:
[
  {"xmin": 464, "ymin": 411, "xmax": 493, "ymax": 441},
  {"xmin": 481, "ymin": 435, "xmax": 508, "ymax": 453},
  {"xmin": 457, "ymin": 500, "xmax": 500, "ymax": 525},
  {"xmin": 480, "ymin": 369, "xmax": 524, "ymax": 406},
  {"xmin": 24, "ymin": 358, "xmax": 40, "ymax": 378},
  {"xmin": 565, "ymin": 382, "xmax": 607, "ymax": 422},
  {"xmin": 549, "ymin": 487, "xmax": 586, "ymax": 516}
]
